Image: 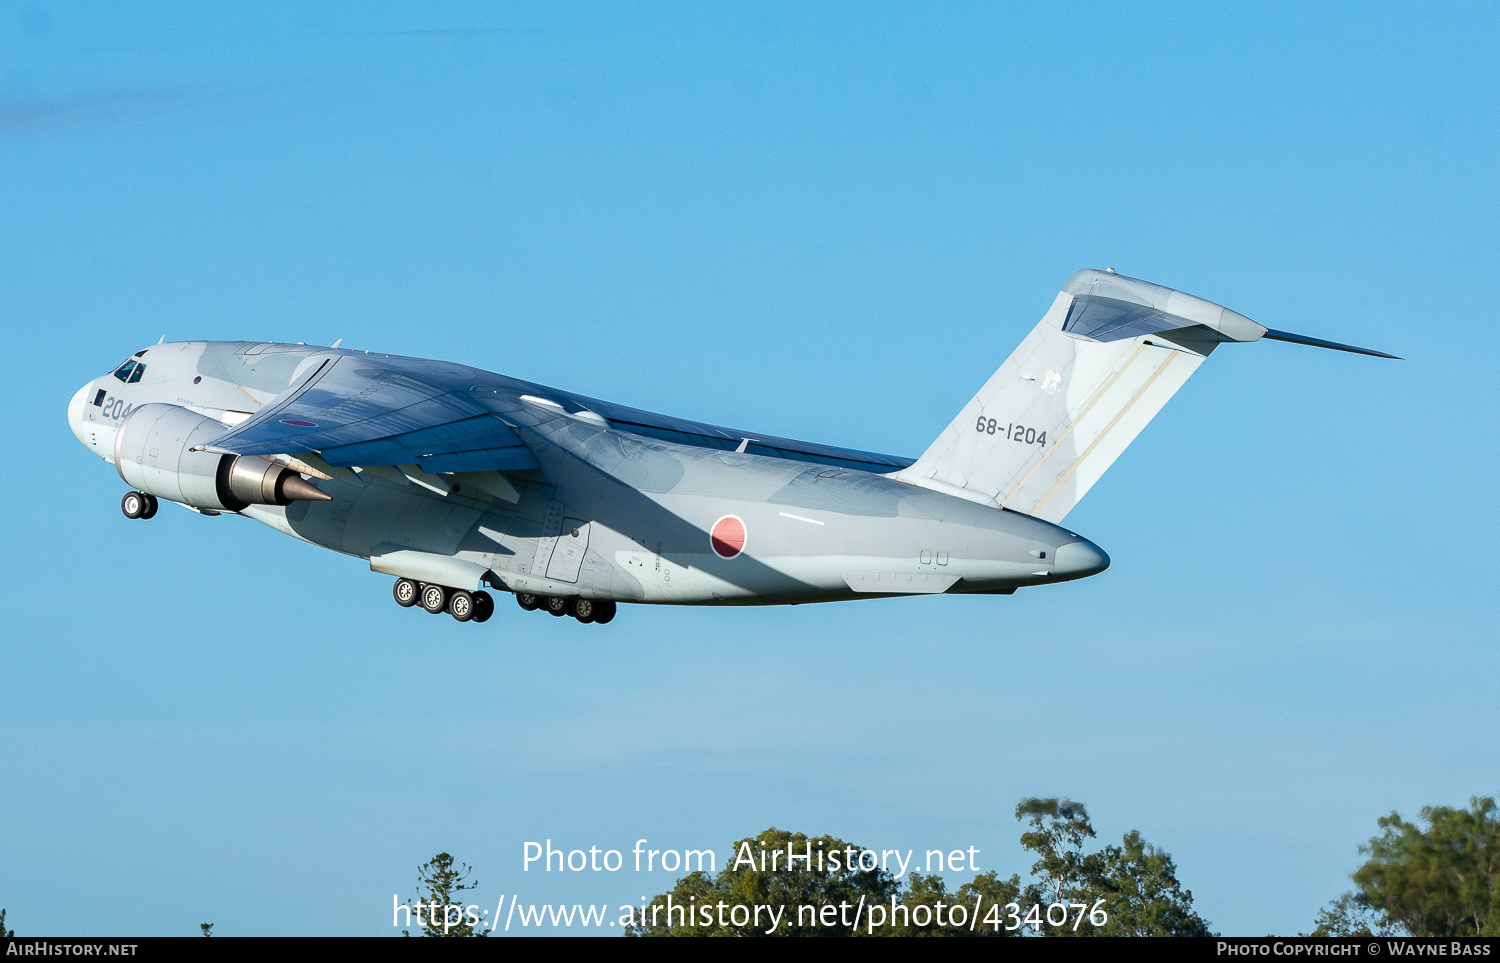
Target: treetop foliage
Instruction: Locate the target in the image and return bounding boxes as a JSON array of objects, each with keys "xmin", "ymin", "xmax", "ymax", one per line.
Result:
[
  {"xmin": 1306, "ymin": 892, "xmax": 1402, "ymax": 937},
  {"xmin": 1014, "ymin": 800, "xmax": 1212, "ymax": 937},
  {"xmin": 404, "ymin": 852, "xmax": 486, "ymax": 937},
  {"xmin": 627, "ymin": 827, "xmax": 902, "ymax": 936},
  {"xmin": 1351, "ymin": 795, "xmax": 1499, "ymax": 937},
  {"xmin": 629, "ymin": 800, "xmax": 1212, "ymax": 937}
]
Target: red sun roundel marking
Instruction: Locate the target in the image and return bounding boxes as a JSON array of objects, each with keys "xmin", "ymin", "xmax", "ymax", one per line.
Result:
[
  {"xmin": 710, "ymin": 515, "xmax": 746, "ymax": 559},
  {"xmin": 280, "ymin": 419, "xmax": 318, "ymax": 427}
]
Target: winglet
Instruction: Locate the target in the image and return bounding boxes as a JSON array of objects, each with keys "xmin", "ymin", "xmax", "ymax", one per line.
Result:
[{"xmin": 1261, "ymin": 328, "xmax": 1401, "ymax": 360}]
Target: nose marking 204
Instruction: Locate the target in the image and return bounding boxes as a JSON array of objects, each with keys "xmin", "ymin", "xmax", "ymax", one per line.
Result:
[{"xmin": 99, "ymin": 394, "xmax": 133, "ymax": 422}]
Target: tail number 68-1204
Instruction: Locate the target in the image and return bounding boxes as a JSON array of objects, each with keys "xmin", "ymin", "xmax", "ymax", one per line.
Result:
[{"xmin": 976, "ymin": 415, "xmax": 1046, "ymax": 447}]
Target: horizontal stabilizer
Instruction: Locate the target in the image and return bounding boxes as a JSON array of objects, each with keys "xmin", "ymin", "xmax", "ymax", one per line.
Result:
[
  {"xmin": 1262, "ymin": 328, "xmax": 1401, "ymax": 359},
  {"xmin": 1063, "ymin": 294, "xmax": 1197, "ymax": 343}
]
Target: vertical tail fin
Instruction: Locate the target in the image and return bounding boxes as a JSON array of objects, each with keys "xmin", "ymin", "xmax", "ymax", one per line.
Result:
[{"xmin": 891, "ymin": 269, "xmax": 1394, "ymax": 523}]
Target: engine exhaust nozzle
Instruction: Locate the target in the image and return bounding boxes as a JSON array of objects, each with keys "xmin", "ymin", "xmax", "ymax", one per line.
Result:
[{"xmin": 221, "ymin": 455, "xmax": 331, "ymax": 508}]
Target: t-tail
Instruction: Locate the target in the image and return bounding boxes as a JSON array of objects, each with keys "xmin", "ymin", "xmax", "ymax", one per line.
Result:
[{"xmin": 891, "ymin": 269, "xmax": 1398, "ymax": 523}]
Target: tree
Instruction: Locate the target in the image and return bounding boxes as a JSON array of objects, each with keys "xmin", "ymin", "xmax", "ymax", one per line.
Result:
[
  {"xmin": 1305, "ymin": 892, "xmax": 1403, "ymax": 937},
  {"xmin": 628, "ymin": 827, "xmax": 903, "ymax": 936},
  {"xmin": 199, "ymin": 923, "xmax": 213, "ymax": 937},
  {"xmin": 1091, "ymin": 830, "xmax": 1213, "ymax": 936},
  {"xmin": 1014, "ymin": 797, "xmax": 1213, "ymax": 936},
  {"xmin": 0, "ymin": 908, "xmax": 12, "ymax": 937},
  {"xmin": 1016, "ymin": 797, "xmax": 1106, "ymax": 910},
  {"xmin": 870, "ymin": 870, "xmax": 1022, "ymax": 937},
  {"xmin": 630, "ymin": 806, "xmax": 1209, "ymax": 937},
  {"xmin": 403, "ymin": 853, "xmax": 486, "ymax": 937},
  {"xmin": 1351, "ymin": 796, "xmax": 1499, "ymax": 937}
]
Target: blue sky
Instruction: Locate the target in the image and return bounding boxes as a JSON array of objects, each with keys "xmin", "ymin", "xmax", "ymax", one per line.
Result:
[{"xmin": 2, "ymin": 0, "xmax": 1496, "ymax": 936}]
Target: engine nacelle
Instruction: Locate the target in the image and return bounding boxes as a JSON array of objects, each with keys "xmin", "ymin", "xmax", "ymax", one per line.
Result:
[{"xmin": 114, "ymin": 403, "xmax": 330, "ymax": 512}]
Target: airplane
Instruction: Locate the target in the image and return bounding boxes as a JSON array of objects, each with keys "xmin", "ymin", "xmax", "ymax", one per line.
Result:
[{"xmin": 67, "ymin": 269, "xmax": 1396, "ymax": 626}]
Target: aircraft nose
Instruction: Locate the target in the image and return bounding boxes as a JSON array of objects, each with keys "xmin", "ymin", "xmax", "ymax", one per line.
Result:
[
  {"xmin": 1052, "ymin": 538, "xmax": 1110, "ymax": 579},
  {"xmin": 68, "ymin": 382, "xmax": 92, "ymax": 445}
]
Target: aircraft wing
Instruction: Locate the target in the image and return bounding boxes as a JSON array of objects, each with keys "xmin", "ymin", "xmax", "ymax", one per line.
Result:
[
  {"xmin": 200, "ymin": 349, "xmax": 913, "ymax": 475},
  {"xmin": 198, "ymin": 354, "xmax": 540, "ymax": 473},
  {"xmin": 564, "ymin": 394, "xmax": 912, "ymax": 472}
]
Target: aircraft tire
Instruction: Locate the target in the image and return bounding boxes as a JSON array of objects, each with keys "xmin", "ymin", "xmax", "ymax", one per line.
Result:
[
  {"xmin": 421, "ymin": 583, "xmax": 449, "ymax": 614},
  {"xmin": 121, "ymin": 491, "xmax": 145, "ymax": 519},
  {"xmin": 448, "ymin": 590, "xmax": 475, "ymax": 622},
  {"xmin": 545, "ymin": 596, "xmax": 568, "ymax": 617},
  {"xmin": 393, "ymin": 578, "xmax": 419, "ymax": 607},
  {"xmin": 593, "ymin": 601, "xmax": 617, "ymax": 625},
  {"xmin": 516, "ymin": 593, "xmax": 540, "ymax": 611},
  {"xmin": 140, "ymin": 494, "xmax": 158, "ymax": 519},
  {"xmin": 572, "ymin": 598, "xmax": 595, "ymax": 623},
  {"xmin": 471, "ymin": 591, "xmax": 494, "ymax": 623}
]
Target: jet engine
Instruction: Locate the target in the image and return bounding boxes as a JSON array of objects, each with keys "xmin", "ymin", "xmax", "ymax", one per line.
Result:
[{"xmin": 114, "ymin": 403, "xmax": 330, "ymax": 513}]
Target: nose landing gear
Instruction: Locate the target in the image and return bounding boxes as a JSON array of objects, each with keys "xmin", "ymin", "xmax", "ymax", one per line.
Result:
[{"xmin": 121, "ymin": 491, "xmax": 158, "ymax": 519}]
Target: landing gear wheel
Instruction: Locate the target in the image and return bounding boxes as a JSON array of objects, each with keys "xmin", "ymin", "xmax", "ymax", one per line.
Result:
[
  {"xmin": 545, "ymin": 596, "xmax": 569, "ymax": 617},
  {"xmin": 471, "ymin": 591, "xmax": 494, "ymax": 623},
  {"xmin": 121, "ymin": 491, "xmax": 145, "ymax": 519},
  {"xmin": 592, "ymin": 600, "xmax": 617, "ymax": 625},
  {"xmin": 140, "ymin": 494, "xmax": 158, "ymax": 519},
  {"xmin": 448, "ymin": 590, "xmax": 475, "ymax": 622},
  {"xmin": 393, "ymin": 578, "xmax": 419, "ymax": 607},
  {"xmin": 572, "ymin": 598, "xmax": 596, "ymax": 623},
  {"xmin": 516, "ymin": 593, "xmax": 540, "ymax": 612},
  {"xmin": 421, "ymin": 583, "xmax": 449, "ymax": 614}
]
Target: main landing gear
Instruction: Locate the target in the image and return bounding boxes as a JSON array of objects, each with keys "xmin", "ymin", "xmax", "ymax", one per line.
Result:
[
  {"xmin": 391, "ymin": 578, "xmax": 615, "ymax": 625},
  {"xmin": 515, "ymin": 592, "xmax": 616, "ymax": 624},
  {"xmin": 392, "ymin": 577, "xmax": 494, "ymax": 624},
  {"xmin": 121, "ymin": 491, "xmax": 158, "ymax": 519}
]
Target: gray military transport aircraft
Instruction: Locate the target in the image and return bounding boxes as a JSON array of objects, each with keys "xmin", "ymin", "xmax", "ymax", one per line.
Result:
[{"xmin": 68, "ymin": 269, "xmax": 1395, "ymax": 626}]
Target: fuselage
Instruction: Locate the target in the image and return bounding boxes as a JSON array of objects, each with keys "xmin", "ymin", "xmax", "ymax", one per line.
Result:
[{"xmin": 69, "ymin": 340, "xmax": 1109, "ymax": 607}]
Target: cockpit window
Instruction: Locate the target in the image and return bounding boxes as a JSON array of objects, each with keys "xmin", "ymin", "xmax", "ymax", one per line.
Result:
[{"xmin": 112, "ymin": 358, "xmax": 148, "ymax": 383}]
